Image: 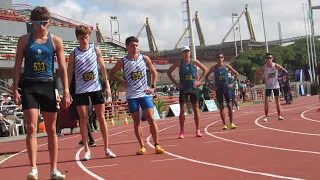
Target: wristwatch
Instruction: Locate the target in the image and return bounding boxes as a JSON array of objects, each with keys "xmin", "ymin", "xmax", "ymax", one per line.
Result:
[{"xmin": 151, "ymin": 85, "xmax": 155, "ymax": 88}]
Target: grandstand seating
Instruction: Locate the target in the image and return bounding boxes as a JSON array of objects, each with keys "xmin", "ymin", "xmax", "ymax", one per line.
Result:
[
  {"xmin": 0, "ymin": 34, "xmax": 128, "ymax": 61},
  {"xmin": 0, "ymin": 7, "xmax": 26, "ymax": 22}
]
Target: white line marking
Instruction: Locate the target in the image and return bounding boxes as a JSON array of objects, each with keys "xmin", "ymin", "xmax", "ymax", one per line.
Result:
[
  {"xmin": 205, "ymin": 121, "xmax": 320, "ymax": 155},
  {"xmin": 161, "ymin": 144, "xmax": 180, "ymax": 148},
  {"xmin": 211, "ymin": 128, "xmax": 264, "ymax": 134},
  {"xmin": 86, "ymin": 164, "xmax": 118, "ymax": 169},
  {"xmin": 203, "ymin": 140, "xmax": 222, "ymax": 144},
  {"xmin": 255, "ymin": 106, "xmax": 320, "ymax": 137},
  {"xmin": 301, "ymin": 108, "xmax": 320, "ymax": 122},
  {"xmin": 0, "ymin": 135, "xmax": 82, "ymax": 164},
  {"xmin": 150, "ymin": 158, "xmax": 180, "ymax": 163},
  {"xmin": 75, "ymin": 120, "xmax": 189, "ymax": 180},
  {"xmin": 147, "ymin": 123, "xmax": 304, "ymax": 180}
]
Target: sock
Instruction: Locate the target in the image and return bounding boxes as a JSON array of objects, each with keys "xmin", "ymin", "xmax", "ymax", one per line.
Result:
[{"xmin": 154, "ymin": 143, "xmax": 159, "ymax": 147}]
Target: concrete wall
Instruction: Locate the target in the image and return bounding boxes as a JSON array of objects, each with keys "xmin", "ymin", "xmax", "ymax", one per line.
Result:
[
  {"xmin": 0, "ymin": 20, "xmax": 27, "ymax": 36},
  {"xmin": 0, "ymin": 0, "xmax": 12, "ymax": 9}
]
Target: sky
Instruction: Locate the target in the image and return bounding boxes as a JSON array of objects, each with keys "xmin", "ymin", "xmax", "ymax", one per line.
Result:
[{"xmin": 12, "ymin": 0, "xmax": 320, "ymax": 51}]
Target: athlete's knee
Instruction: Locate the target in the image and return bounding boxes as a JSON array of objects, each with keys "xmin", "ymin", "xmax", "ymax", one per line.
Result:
[
  {"xmin": 26, "ymin": 124, "xmax": 37, "ymax": 135},
  {"xmin": 45, "ymin": 125, "xmax": 56, "ymax": 135}
]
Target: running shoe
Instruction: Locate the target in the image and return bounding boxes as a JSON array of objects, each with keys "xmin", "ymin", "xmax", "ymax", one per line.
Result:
[
  {"xmin": 155, "ymin": 145, "xmax": 165, "ymax": 154},
  {"xmin": 50, "ymin": 169, "xmax": 65, "ymax": 180},
  {"xmin": 26, "ymin": 167, "xmax": 38, "ymax": 180},
  {"xmin": 136, "ymin": 146, "xmax": 146, "ymax": 155}
]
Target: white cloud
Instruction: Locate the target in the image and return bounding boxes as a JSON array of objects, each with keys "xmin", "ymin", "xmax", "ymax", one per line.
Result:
[{"xmin": 35, "ymin": 0, "xmax": 320, "ymax": 51}]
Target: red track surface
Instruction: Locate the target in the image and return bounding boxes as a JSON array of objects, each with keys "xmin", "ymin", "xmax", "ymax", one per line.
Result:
[{"xmin": 0, "ymin": 96, "xmax": 320, "ymax": 180}]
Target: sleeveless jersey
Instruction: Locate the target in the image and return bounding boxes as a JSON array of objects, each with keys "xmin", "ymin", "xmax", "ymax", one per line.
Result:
[
  {"xmin": 264, "ymin": 63, "xmax": 280, "ymax": 89},
  {"xmin": 74, "ymin": 44, "xmax": 102, "ymax": 94},
  {"xmin": 179, "ymin": 59, "xmax": 196, "ymax": 91},
  {"xmin": 24, "ymin": 32, "xmax": 55, "ymax": 79},
  {"xmin": 214, "ymin": 64, "xmax": 229, "ymax": 88},
  {"xmin": 123, "ymin": 54, "xmax": 148, "ymax": 99}
]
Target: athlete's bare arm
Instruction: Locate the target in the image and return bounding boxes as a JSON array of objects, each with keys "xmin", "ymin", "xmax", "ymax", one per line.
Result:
[
  {"xmin": 144, "ymin": 55, "xmax": 157, "ymax": 94},
  {"xmin": 67, "ymin": 50, "xmax": 75, "ymax": 88},
  {"xmin": 205, "ymin": 65, "xmax": 215, "ymax": 85},
  {"xmin": 52, "ymin": 35, "xmax": 70, "ymax": 97},
  {"xmin": 255, "ymin": 66, "xmax": 265, "ymax": 80},
  {"xmin": 96, "ymin": 47, "xmax": 111, "ymax": 96},
  {"xmin": 167, "ymin": 60, "xmax": 181, "ymax": 87},
  {"xmin": 226, "ymin": 64, "xmax": 239, "ymax": 87},
  {"xmin": 109, "ymin": 60, "xmax": 127, "ymax": 87},
  {"xmin": 275, "ymin": 63, "xmax": 288, "ymax": 75},
  {"xmin": 193, "ymin": 60, "xmax": 208, "ymax": 85},
  {"xmin": 13, "ymin": 34, "xmax": 28, "ymax": 105}
]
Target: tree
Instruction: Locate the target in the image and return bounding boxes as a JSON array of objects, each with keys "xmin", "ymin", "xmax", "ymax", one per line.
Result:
[
  {"xmin": 231, "ymin": 38, "xmax": 320, "ymax": 83},
  {"xmin": 230, "ymin": 49, "xmax": 266, "ymax": 83}
]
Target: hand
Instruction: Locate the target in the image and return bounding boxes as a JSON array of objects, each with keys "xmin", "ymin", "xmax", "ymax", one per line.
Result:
[
  {"xmin": 105, "ymin": 89, "xmax": 111, "ymax": 99},
  {"xmin": 13, "ymin": 90, "xmax": 20, "ymax": 105},
  {"xmin": 193, "ymin": 81, "xmax": 202, "ymax": 87},
  {"xmin": 210, "ymin": 84, "xmax": 216, "ymax": 90},
  {"xmin": 120, "ymin": 80, "xmax": 127, "ymax": 88},
  {"xmin": 174, "ymin": 83, "xmax": 182, "ymax": 88},
  {"xmin": 63, "ymin": 94, "xmax": 72, "ymax": 108},
  {"xmin": 145, "ymin": 87, "xmax": 155, "ymax": 95},
  {"xmin": 228, "ymin": 83, "xmax": 234, "ymax": 88}
]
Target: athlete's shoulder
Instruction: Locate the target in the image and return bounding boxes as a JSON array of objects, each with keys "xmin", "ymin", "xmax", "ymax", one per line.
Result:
[
  {"xmin": 18, "ymin": 33, "xmax": 30, "ymax": 44},
  {"xmin": 51, "ymin": 34, "xmax": 62, "ymax": 44}
]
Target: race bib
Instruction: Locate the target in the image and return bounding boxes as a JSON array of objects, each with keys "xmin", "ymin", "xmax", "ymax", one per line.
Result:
[
  {"xmin": 33, "ymin": 61, "xmax": 46, "ymax": 72},
  {"xmin": 268, "ymin": 73, "xmax": 276, "ymax": 78},
  {"xmin": 131, "ymin": 71, "xmax": 142, "ymax": 80},
  {"xmin": 218, "ymin": 75, "xmax": 224, "ymax": 80},
  {"xmin": 83, "ymin": 72, "xmax": 94, "ymax": 81},
  {"xmin": 185, "ymin": 74, "xmax": 193, "ymax": 81}
]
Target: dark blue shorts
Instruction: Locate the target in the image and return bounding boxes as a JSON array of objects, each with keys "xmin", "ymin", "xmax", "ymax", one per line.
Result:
[
  {"xmin": 216, "ymin": 86, "xmax": 232, "ymax": 104},
  {"xmin": 127, "ymin": 96, "xmax": 154, "ymax": 113}
]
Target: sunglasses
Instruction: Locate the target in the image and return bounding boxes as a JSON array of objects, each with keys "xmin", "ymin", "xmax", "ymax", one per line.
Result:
[
  {"xmin": 266, "ymin": 57, "xmax": 272, "ymax": 59},
  {"xmin": 33, "ymin": 20, "xmax": 49, "ymax": 26},
  {"xmin": 217, "ymin": 56, "xmax": 224, "ymax": 59}
]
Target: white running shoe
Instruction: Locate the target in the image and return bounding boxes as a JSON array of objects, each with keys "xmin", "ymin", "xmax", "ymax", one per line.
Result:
[
  {"xmin": 278, "ymin": 116, "xmax": 284, "ymax": 121},
  {"xmin": 263, "ymin": 117, "xmax": 268, "ymax": 122},
  {"xmin": 105, "ymin": 149, "xmax": 116, "ymax": 158},
  {"xmin": 50, "ymin": 169, "xmax": 66, "ymax": 180},
  {"xmin": 26, "ymin": 167, "xmax": 38, "ymax": 180},
  {"xmin": 83, "ymin": 151, "xmax": 91, "ymax": 161}
]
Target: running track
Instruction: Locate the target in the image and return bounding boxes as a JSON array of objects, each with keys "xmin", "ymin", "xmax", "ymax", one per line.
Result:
[{"xmin": 0, "ymin": 96, "xmax": 320, "ymax": 180}]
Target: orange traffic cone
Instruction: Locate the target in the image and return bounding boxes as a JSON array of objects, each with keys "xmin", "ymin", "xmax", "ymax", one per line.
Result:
[
  {"xmin": 39, "ymin": 122, "xmax": 46, "ymax": 133},
  {"xmin": 123, "ymin": 118, "xmax": 129, "ymax": 125},
  {"xmin": 109, "ymin": 119, "xmax": 115, "ymax": 126}
]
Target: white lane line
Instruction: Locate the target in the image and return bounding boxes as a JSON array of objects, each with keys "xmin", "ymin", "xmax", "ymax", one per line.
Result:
[
  {"xmin": 203, "ymin": 140, "xmax": 222, "ymax": 144},
  {"xmin": 150, "ymin": 158, "xmax": 180, "ymax": 163},
  {"xmin": 301, "ymin": 108, "xmax": 320, "ymax": 122},
  {"xmin": 146, "ymin": 122, "xmax": 304, "ymax": 180},
  {"xmin": 86, "ymin": 164, "xmax": 118, "ymax": 169},
  {"xmin": 160, "ymin": 144, "xmax": 180, "ymax": 148},
  {"xmin": 205, "ymin": 121, "xmax": 320, "ymax": 155}
]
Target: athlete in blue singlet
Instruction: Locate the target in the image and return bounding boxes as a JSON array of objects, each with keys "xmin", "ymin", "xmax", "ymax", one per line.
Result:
[
  {"xmin": 205, "ymin": 52, "xmax": 239, "ymax": 130},
  {"xmin": 110, "ymin": 36, "xmax": 164, "ymax": 155},
  {"xmin": 167, "ymin": 46, "xmax": 208, "ymax": 139},
  {"xmin": 67, "ymin": 25, "xmax": 116, "ymax": 161},
  {"xmin": 12, "ymin": 6, "xmax": 71, "ymax": 180}
]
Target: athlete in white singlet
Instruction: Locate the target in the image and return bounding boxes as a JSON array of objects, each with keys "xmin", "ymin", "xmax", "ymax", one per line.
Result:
[
  {"xmin": 109, "ymin": 36, "xmax": 164, "ymax": 155},
  {"xmin": 256, "ymin": 53, "xmax": 288, "ymax": 122},
  {"xmin": 67, "ymin": 25, "xmax": 116, "ymax": 161}
]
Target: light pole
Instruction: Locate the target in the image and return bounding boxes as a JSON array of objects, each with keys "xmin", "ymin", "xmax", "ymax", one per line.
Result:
[
  {"xmin": 303, "ymin": 3, "xmax": 313, "ymax": 83},
  {"xmin": 231, "ymin": 14, "xmax": 238, "ymax": 56},
  {"xmin": 233, "ymin": 13, "xmax": 243, "ymax": 53},
  {"xmin": 110, "ymin": 16, "xmax": 120, "ymax": 42},
  {"xmin": 260, "ymin": 0, "xmax": 269, "ymax": 52}
]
